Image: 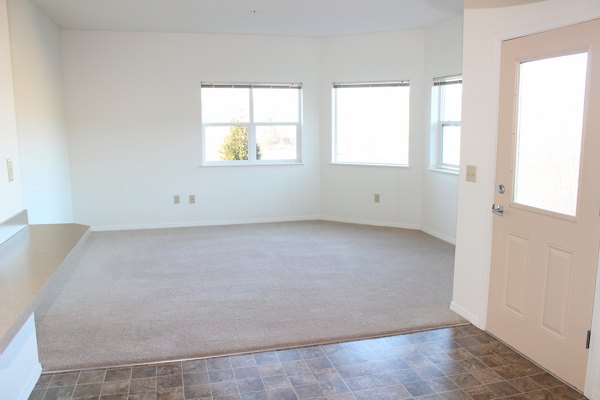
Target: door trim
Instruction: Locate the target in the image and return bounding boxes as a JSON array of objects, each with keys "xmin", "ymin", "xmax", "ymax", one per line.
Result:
[
  {"xmin": 480, "ymin": 11, "xmax": 600, "ymax": 398},
  {"xmin": 585, "ymin": 246, "xmax": 600, "ymax": 399}
]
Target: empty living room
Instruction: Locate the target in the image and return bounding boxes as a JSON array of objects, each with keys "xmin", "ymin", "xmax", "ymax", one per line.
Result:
[{"xmin": 1, "ymin": 0, "xmax": 600, "ymax": 400}]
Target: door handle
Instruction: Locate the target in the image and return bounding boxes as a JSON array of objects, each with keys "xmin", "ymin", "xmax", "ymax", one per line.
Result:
[{"xmin": 492, "ymin": 203, "xmax": 504, "ymax": 216}]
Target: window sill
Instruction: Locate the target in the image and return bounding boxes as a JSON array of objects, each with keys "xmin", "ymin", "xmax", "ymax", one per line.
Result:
[
  {"xmin": 329, "ymin": 162, "xmax": 410, "ymax": 168},
  {"xmin": 429, "ymin": 167, "xmax": 459, "ymax": 176},
  {"xmin": 200, "ymin": 161, "xmax": 305, "ymax": 167}
]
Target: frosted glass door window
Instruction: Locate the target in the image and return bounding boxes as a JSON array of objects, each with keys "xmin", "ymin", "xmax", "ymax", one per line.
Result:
[{"xmin": 513, "ymin": 53, "xmax": 588, "ymax": 216}]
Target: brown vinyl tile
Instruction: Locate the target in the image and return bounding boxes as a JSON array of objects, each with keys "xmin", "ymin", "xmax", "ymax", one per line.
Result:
[{"xmin": 29, "ymin": 324, "xmax": 587, "ymax": 400}]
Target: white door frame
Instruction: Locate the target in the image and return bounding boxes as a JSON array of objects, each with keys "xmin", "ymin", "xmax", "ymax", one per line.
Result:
[
  {"xmin": 481, "ymin": 12, "xmax": 600, "ymax": 399},
  {"xmin": 585, "ymin": 250, "xmax": 600, "ymax": 399}
]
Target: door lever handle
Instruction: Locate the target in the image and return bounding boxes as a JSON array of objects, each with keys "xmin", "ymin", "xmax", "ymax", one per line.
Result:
[{"xmin": 492, "ymin": 203, "xmax": 504, "ymax": 216}]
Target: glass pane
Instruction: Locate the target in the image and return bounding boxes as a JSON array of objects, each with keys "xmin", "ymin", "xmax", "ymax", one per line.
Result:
[
  {"xmin": 256, "ymin": 126, "xmax": 297, "ymax": 160},
  {"xmin": 205, "ymin": 125, "xmax": 249, "ymax": 161},
  {"xmin": 441, "ymin": 83, "xmax": 462, "ymax": 121},
  {"xmin": 442, "ymin": 125, "xmax": 461, "ymax": 166},
  {"xmin": 254, "ymin": 88, "xmax": 300, "ymax": 123},
  {"xmin": 201, "ymin": 88, "xmax": 250, "ymax": 123},
  {"xmin": 514, "ymin": 52, "xmax": 588, "ymax": 216},
  {"xmin": 334, "ymin": 86, "xmax": 410, "ymax": 165}
]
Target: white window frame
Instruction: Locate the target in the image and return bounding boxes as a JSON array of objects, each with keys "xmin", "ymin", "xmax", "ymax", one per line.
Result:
[
  {"xmin": 331, "ymin": 80, "xmax": 411, "ymax": 167},
  {"xmin": 200, "ymin": 82, "xmax": 303, "ymax": 166},
  {"xmin": 431, "ymin": 75, "xmax": 462, "ymax": 173}
]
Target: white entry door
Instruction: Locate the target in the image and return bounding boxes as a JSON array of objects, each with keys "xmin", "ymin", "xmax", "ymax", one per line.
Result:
[{"xmin": 487, "ymin": 19, "xmax": 600, "ymax": 390}]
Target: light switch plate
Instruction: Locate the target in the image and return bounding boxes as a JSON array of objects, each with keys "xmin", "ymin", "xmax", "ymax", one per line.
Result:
[
  {"xmin": 466, "ymin": 165, "xmax": 477, "ymax": 183},
  {"xmin": 6, "ymin": 159, "xmax": 14, "ymax": 182}
]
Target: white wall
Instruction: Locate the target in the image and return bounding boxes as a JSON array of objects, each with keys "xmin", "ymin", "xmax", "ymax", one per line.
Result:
[
  {"xmin": 62, "ymin": 31, "xmax": 320, "ymax": 230},
  {"xmin": 318, "ymin": 31, "xmax": 426, "ymax": 229},
  {"xmin": 8, "ymin": 0, "xmax": 73, "ymax": 224},
  {"xmin": 452, "ymin": 0, "xmax": 600, "ymax": 329},
  {"xmin": 0, "ymin": 0, "xmax": 23, "ymax": 223},
  {"xmin": 62, "ymin": 25, "xmax": 464, "ymax": 235},
  {"xmin": 420, "ymin": 18, "xmax": 463, "ymax": 244}
]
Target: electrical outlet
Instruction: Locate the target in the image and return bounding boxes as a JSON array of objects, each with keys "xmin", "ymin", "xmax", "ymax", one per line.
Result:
[
  {"xmin": 189, "ymin": 195, "xmax": 195, "ymax": 204},
  {"xmin": 466, "ymin": 165, "xmax": 477, "ymax": 183},
  {"xmin": 174, "ymin": 195, "xmax": 180, "ymax": 204},
  {"xmin": 374, "ymin": 193, "xmax": 380, "ymax": 203}
]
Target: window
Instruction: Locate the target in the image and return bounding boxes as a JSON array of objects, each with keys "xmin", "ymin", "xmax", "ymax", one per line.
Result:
[
  {"xmin": 201, "ymin": 83, "xmax": 302, "ymax": 165},
  {"xmin": 332, "ymin": 81, "xmax": 410, "ymax": 166},
  {"xmin": 432, "ymin": 75, "xmax": 462, "ymax": 171}
]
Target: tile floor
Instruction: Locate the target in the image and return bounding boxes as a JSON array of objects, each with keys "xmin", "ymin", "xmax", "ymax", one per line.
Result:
[{"xmin": 28, "ymin": 324, "xmax": 586, "ymax": 400}]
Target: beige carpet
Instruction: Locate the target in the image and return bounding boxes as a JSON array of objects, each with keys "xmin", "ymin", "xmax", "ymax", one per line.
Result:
[{"xmin": 36, "ymin": 221, "xmax": 465, "ymax": 371}]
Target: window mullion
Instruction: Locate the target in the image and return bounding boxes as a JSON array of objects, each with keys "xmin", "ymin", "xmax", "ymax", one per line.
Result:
[
  {"xmin": 332, "ymin": 89, "xmax": 337, "ymax": 162},
  {"xmin": 438, "ymin": 86, "xmax": 445, "ymax": 168},
  {"xmin": 248, "ymin": 88, "xmax": 257, "ymax": 162},
  {"xmin": 297, "ymin": 89, "xmax": 302, "ymax": 162},
  {"xmin": 441, "ymin": 121, "xmax": 461, "ymax": 127}
]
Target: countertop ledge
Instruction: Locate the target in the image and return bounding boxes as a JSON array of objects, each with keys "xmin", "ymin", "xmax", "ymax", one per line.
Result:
[{"xmin": 0, "ymin": 223, "xmax": 90, "ymax": 355}]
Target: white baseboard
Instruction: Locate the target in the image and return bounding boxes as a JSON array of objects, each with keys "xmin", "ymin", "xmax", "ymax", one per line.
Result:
[
  {"xmin": 450, "ymin": 301, "xmax": 483, "ymax": 329},
  {"xmin": 319, "ymin": 216, "xmax": 456, "ymax": 244},
  {"xmin": 91, "ymin": 215, "xmax": 321, "ymax": 232},
  {"xmin": 91, "ymin": 216, "xmax": 457, "ymax": 246}
]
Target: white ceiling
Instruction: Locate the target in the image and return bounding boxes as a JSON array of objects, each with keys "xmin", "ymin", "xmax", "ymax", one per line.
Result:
[{"xmin": 31, "ymin": 0, "xmax": 464, "ymax": 37}]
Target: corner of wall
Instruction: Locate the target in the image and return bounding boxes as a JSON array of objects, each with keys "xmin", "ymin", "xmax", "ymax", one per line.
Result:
[
  {"xmin": 8, "ymin": 0, "xmax": 74, "ymax": 224},
  {"xmin": 0, "ymin": 0, "xmax": 24, "ymax": 222},
  {"xmin": 419, "ymin": 16, "xmax": 463, "ymax": 243},
  {"xmin": 450, "ymin": 300, "xmax": 483, "ymax": 329}
]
